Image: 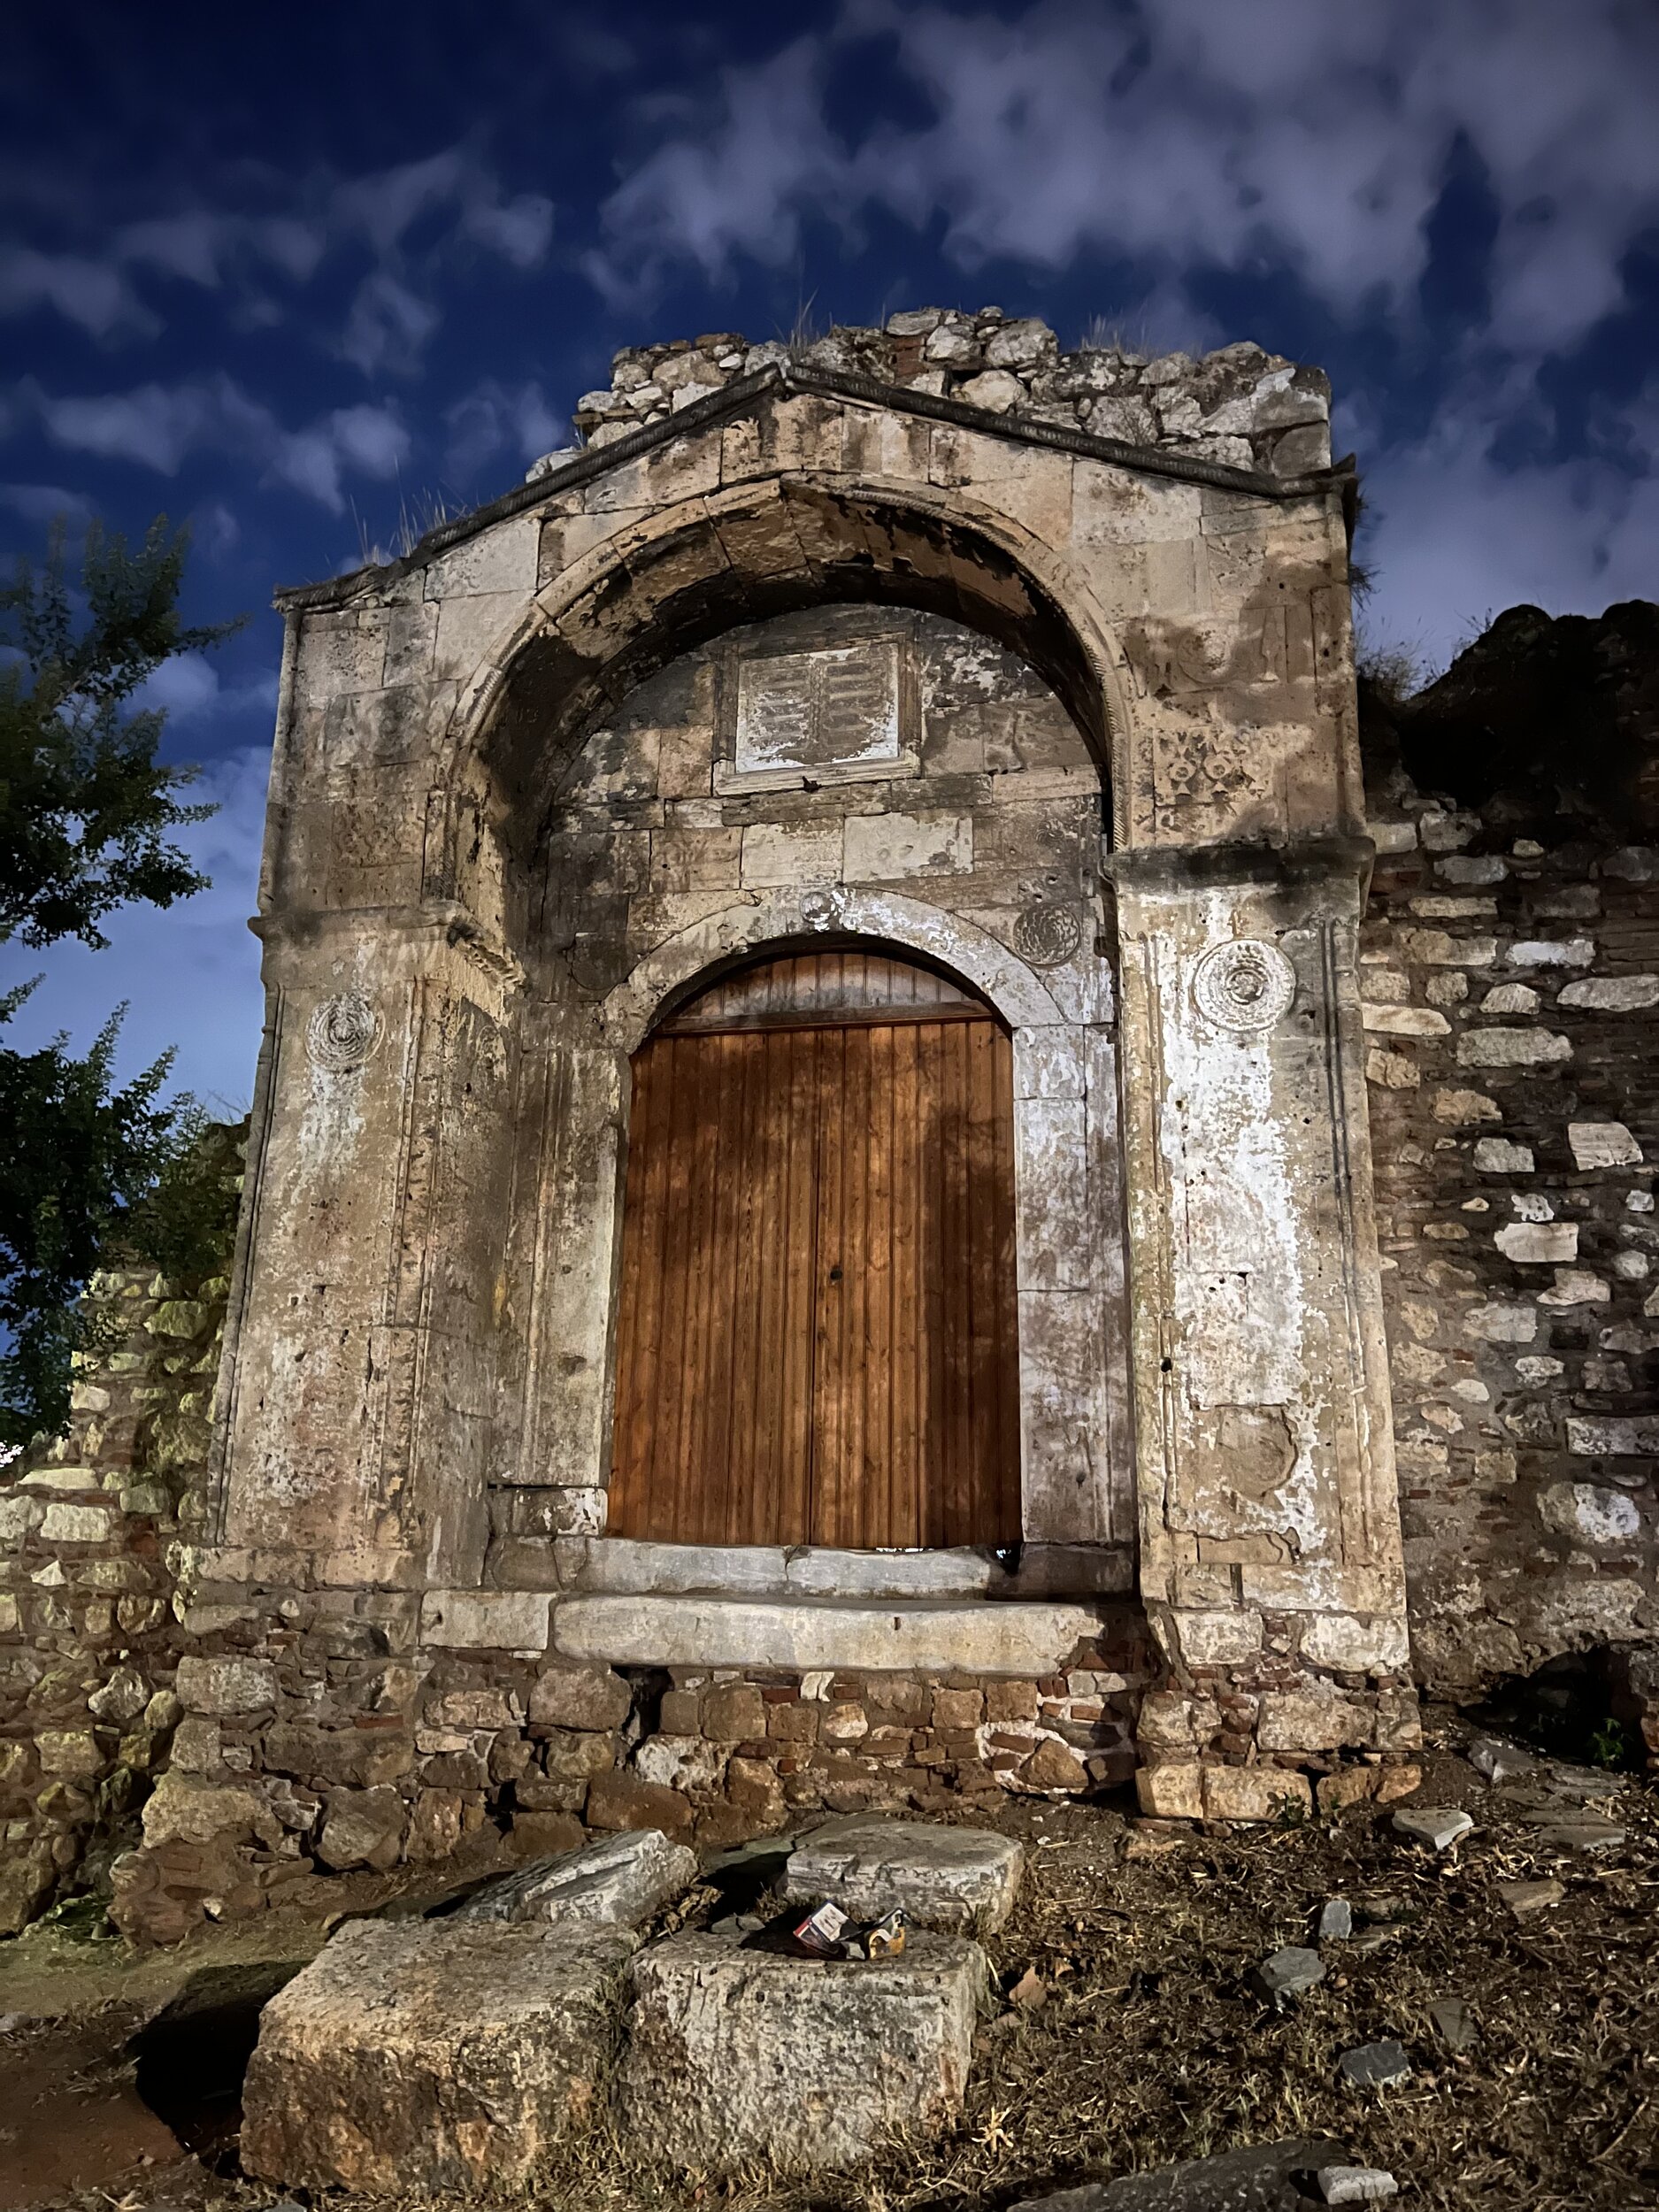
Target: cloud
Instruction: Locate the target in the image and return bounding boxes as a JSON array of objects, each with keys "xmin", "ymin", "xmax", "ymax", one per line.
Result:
[
  {"xmin": 134, "ymin": 651, "xmax": 279, "ymax": 728},
  {"xmin": 1357, "ymin": 398, "xmax": 1659, "ymax": 669},
  {"xmin": 443, "ymin": 378, "xmax": 567, "ymax": 482},
  {"xmin": 0, "ymin": 143, "xmax": 555, "ymax": 377},
  {"xmin": 342, "ymin": 271, "xmax": 443, "ymax": 377},
  {"xmin": 0, "ymin": 481, "xmax": 96, "ymax": 526},
  {"xmin": 0, "ymin": 743, "xmax": 272, "ymax": 1115},
  {"xmin": 32, "ymin": 380, "xmax": 251, "ymax": 474},
  {"xmin": 269, "ymin": 403, "xmax": 411, "ymax": 509},
  {"xmin": 26, "ymin": 373, "xmax": 410, "ymax": 512},
  {"xmin": 589, "ymin": 39, "xmax": 849, "ymax": 297},
  {"xmin": 0, "ymin": 248, "xmax": 157, "ymax": 341},
  {"xmin": 592, "ymin": 0, "xmax": 1659, "ymax": 357}
]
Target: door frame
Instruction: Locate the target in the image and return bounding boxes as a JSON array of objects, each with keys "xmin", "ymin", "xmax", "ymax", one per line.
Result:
[{"xmin": 571, "ymin": 892, "xmax": 1136, "ymax": 1564}]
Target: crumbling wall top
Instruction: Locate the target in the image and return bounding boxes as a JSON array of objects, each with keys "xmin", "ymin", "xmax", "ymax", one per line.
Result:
[{"xmin": 556, "ymin": 309, "xmax": 1332, "ymax": 481}]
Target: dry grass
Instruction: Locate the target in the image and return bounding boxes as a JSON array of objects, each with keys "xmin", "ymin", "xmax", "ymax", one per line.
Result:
[{"xmin": 12, "ymin": 1732, "xmax": 1659, "ymax": 2212}]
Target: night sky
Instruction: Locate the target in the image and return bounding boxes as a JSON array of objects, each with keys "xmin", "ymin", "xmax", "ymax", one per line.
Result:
[{"xmin": 4, "ymin": 0, "xmax": 1656, "ymax": 1110}]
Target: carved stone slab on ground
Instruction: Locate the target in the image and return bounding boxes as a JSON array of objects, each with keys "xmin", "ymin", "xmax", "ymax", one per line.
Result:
[
  {"xmin": 613, "ymin": 1925, "xmax": 987, "ymax": 2171},
  {"xmin": 781, "ymin": 1815, "xmax": 1025, "ymax": 1932},
  {"xmin": 240, "ymin": 1917, "xmax": 638, "ymax": 2194},
  {"xmin": 452, "ymin": 1826, "xmax": 697, "ymax": 1926}
]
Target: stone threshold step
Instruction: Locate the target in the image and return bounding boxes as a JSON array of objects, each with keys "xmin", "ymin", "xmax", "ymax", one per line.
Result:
[{"xmin": 553, "ymin": 1593, "xmax": 1116, "ymax": 1674}]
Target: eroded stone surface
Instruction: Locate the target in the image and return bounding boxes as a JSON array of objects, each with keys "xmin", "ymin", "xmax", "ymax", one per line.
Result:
[
  {"xmin": 241, "ymin": 1917, "xmax": 637, "ymax": 2194},
  {"xmin": 1010, "ymin": 2137, "xmax": 1350, "ymax": 2210},
  {"xmin": 453, "ymin": 1827, "xmax": 697, "ymax": 1927},
  {"xmin": 782, "ymin": 1816, "xmax": 1024, "ymax": 1932},
  {"xmin": 613, "ymin": 1927, "xmax": 986, "ymax": 2171}
]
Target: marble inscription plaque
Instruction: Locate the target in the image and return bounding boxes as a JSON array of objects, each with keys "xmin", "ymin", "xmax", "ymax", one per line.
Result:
[{"xmin": 729, "ymin": 642, "xmax": 904, "ymax": 787}]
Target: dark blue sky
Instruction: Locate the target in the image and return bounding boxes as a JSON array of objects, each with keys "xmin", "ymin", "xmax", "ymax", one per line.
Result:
[{"xmin": 4, "ymin": 0, "xmax": 1657, "ymax": 1107}]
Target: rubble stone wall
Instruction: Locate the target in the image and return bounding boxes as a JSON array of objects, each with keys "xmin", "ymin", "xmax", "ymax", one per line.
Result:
[
  {"xmin": 110, "ymin": 1613, "xmax": 1156, "ymax": 1945},
  {"xmin": 1360, "ymin": 798, "xmax": 1659, "ymax": 1756},
  {"xmin": 0, "ymin": 1259, "xmax": 228, "ymax": 1932},
  {"xmin": 563, "ymin": 310, "xmax": 1332, "ymax": 480}
]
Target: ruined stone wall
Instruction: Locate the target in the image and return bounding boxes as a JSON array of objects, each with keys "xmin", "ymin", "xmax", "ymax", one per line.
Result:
[
  {"xmin": 0, "ymin": 1257, "xmax": 229, "ymax": 1932},
  {"xmin": 107, "ymin": 1614, "xmax": 1153, "ymax": 1944},
  {"xmin": 564, "ymin": 311, "xmax": 1332, "ymax": 479},
  {"xmin": 0, "ymin": 313, "xmax": 1419, "ymax": 1940},
  {"xmin": 1360, "ymin": 798, "xmax": 1659, "ymax": 1750}
]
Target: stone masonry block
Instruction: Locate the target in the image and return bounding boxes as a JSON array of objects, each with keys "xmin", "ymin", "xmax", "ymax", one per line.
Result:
[
  {"xmin": 1202, "ymin": 1765, "xmax": 1315, "ymax": 1823},
  {"xmin": 614, "ymin": 1927, "xmax": 986, "ymax": 2172},
  {"xmin": 175, "ymin": 1655, "xmax": 278, "ymax": 1716},
  {"xmin": 782, "ymin": 1816, "xmax": 1024, "ymax": 1932},
  {"xmin": 242, "ymin": 1918, "xmax": 637, "ymax": 2194},
  {"xmin": 419, "ymin": 1590, "xmax": 551, "ymax": 1651}
]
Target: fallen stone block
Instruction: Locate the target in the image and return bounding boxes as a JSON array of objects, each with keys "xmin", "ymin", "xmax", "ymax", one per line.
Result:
[
  {"xmin": 1010, "ymin": 2136, "xmax": 1349, "ymax": 2209},
  {"xmin": 1497, "ymin": 1878, "xmax": 1564, "ymax": 1918},
  {"xmin": 782, "ymin": 1816, "xmax": 1024, "ymax": 1932},
  {"xmin": 1337, "ymin": 2039, "xmax": 1412, "ymax": 2087},
  {"xmin": 1391, "ymin": 1806, "xmax": 1472, "ymax": 1851},
  {"xmin": 1316, "ymin": 2168, "xmax": 1398, "ymax": 2205},
  {"xmin": 241, "ymin": 1917, "xmax": 637, "ymax": 2194},
  {"xmin": 1250, "ymin": 1947, "xmax": 1325, "ymax": 2005},
  {"xmin": 453, "ymin": 1827, "xmax": 698, "ymax": 1928},
  {"xmin": 614, "ymin": 1926, "xmax": 986, "ymax": 2171}
]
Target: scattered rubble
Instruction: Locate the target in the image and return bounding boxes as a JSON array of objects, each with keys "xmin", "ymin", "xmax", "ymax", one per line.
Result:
[
  {"xmin": 1336, "ymin": 2040, "xmax": 1413, "ymax": 2088},
  {"xmin": 1011, "ymin": 2137, "xmax": 1351, "ymax": 2209},
  {"xmin": 1428, "ymin": 1995, "xmax": 1477, "ymax": 2051},
  {"xmin": 1496, "ymin": 1878, "xmax": 1564, "ymax": 1917},
  {"xmin": 1315, "ymin": 2168, "xmax": 1399, "ymax": 2206},
  {"xmin": 1251, "ymin": 1947, "xmax": 1327, "ymax": 2005},
  {"xmin": 1390, "ymin": 1806, "xmax": 1473, "ymax": 1850},
  {"xmin": 1529, "ymin": 1816, "xmax": 1627, "ymax": 1855},
  {"xmin": 1466, "ymin": 1735, "xmax": 1540, "ymax": 1786}
]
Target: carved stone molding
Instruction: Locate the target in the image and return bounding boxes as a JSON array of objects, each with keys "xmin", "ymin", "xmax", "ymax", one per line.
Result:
[
  {"xmin": 1190, "ymin": 939, "xmax": 1296, "ymax": 1033},
  {"xmin": 307, "ymin": 993, "xmax": 379, "ymax": 1073},
  {"xmin": 1012, "ymin": 902, "xmax": 1084, "ymax": 969}
]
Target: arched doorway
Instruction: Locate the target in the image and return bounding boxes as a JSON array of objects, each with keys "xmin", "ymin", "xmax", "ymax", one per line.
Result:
[{"xmin": 607, "ymin": 944, "xmax": 1022, "ymax": 1550}]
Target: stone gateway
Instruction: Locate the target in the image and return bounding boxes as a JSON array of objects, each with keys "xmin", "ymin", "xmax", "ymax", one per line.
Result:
[{"xmin": 4, "ymin": 310, "xmax": 1655, "ymax": 1939}]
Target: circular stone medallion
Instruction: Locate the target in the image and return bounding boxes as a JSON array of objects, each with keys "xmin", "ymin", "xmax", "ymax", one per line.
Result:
[
  {"xmin": 1012, "ymin": 902, "xmax": 1084, "ymax": 969},
  {"xmin": 307, "ymin": 992, "xmax": 379, "ymax": 1073},
  {"xmin": 1191, "ymin": 939, "xmax": 1296, "ymax": 1033}
]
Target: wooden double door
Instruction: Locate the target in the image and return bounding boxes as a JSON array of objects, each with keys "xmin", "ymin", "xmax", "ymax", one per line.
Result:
[{"xmin": 607, "ymin": 947, "xmax": 1021, "ymax": 1550}]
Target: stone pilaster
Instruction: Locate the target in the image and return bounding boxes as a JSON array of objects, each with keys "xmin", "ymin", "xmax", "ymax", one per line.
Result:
[{"xmin": 1110, "ymin": 839, "xmax": 1418, "ymax": 1811}]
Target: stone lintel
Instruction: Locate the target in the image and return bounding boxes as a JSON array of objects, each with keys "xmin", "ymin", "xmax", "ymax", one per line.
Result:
[{"xmin": 552, "ymin": 1594, "xmax": 1109, "ymax": 1675}]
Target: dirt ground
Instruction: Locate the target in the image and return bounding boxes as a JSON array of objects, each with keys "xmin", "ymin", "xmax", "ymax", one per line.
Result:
[{"xmin": 4, "ymin": 1709, "xmax": 1655, "ymax": 2212}]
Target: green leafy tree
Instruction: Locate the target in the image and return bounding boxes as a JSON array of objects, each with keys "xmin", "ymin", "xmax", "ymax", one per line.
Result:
[{"xmin": 0, "ymin": 518, "xmax": 241, "ymax": 1448}]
